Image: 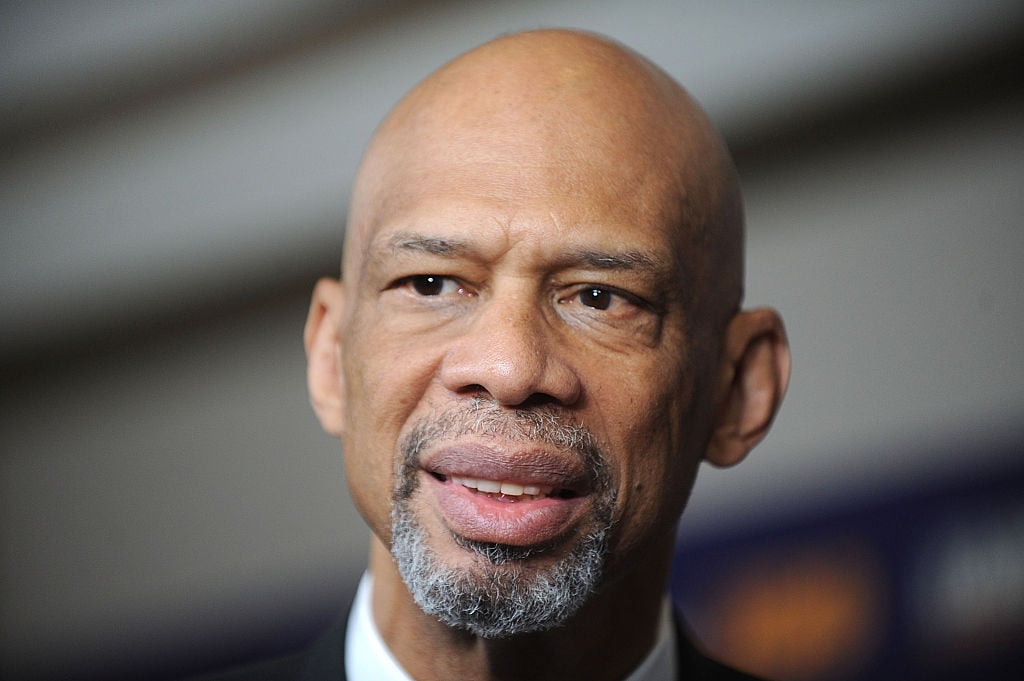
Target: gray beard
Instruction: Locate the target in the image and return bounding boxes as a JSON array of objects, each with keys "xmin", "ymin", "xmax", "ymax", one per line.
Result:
[{"xmin": 390, "ymin": 401, "xmax": 615, "ymax": 638}]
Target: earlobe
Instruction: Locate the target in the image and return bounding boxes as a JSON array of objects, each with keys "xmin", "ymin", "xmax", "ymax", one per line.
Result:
[
  {"xmin": 705, "ymin": 308, "xmax": 791, "ymax": 468},
  {"xmin": 304, "ymin": 277, "xmax": 347, "ymax": 437}
]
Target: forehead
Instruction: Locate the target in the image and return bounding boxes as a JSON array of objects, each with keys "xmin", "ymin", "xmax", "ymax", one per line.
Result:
[{"xmin": 351, "ymin": 129, "xmax": 690, "ymax": 265}]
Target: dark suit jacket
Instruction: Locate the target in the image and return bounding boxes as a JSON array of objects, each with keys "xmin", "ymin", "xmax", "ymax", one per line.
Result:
[{"xmin": 192, "ymin": 612, "xmax": 765, "ymax": 681}]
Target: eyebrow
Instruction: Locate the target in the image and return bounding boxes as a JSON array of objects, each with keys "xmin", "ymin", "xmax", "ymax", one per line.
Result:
[
  {"xmin": 387, "ymin": 233, "xmax": 470, "ymax": 256},
  {"xmin": 564, "ymin": 249, "xmax": 664, "ymax": 273}
]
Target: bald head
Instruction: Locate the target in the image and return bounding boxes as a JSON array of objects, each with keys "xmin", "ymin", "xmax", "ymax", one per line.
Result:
[{"xmin": 346, "ymin": 29, "xmax": 743, "ymax": 339}]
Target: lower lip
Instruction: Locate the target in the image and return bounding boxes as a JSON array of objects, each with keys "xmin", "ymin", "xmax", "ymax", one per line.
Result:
[{"xmin": 425, "ymin": 472, "xmax": 587, "ymax": 547}]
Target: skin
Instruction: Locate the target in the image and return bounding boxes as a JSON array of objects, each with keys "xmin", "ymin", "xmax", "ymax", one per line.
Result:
[{"xmin": 305, "ymin": 29, "xmax": 790, "ymax": 681}]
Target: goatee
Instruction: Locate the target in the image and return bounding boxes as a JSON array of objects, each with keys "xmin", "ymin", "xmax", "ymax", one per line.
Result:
[{"xmin": 390, "ymin": 401, "xmax": 615, "ymax": 638}]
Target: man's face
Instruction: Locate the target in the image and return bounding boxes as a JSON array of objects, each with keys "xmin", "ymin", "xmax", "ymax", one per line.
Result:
[{"xmin": 337, "ymin": 98, "xmax": 713, "ymax": 634}]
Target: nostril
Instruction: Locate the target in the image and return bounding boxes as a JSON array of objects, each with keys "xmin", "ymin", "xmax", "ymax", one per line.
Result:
[
  {"xmin": 456, "ymin": 384, "xmax": 490, "ymax": 399},
  {"xmin": 517, "ymin": 393, "xmax": 566, "ymax": 409}
]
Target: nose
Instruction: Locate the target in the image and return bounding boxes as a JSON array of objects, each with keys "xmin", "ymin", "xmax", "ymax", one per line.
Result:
[{"xmin": 439, "ymin": 294, "xmax": 582, "ymax": 407}]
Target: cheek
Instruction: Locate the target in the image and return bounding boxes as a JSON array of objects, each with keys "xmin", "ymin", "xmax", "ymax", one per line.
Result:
[
  {"xmin": 617, "ymin": 399, "xmax": 693, "ymax": 504},
  {"xmin": 346, "ymin": 320, "xmax": 441, "ymax": 434},
  {"xmin": 595, "ymin": 361, "xmax": 700, "ymax": 557},
  {"xmin": 341, "ymin": 437, "xmax": 392, "ymax": 545},
  {"xmin": 339, "ymin": 316, "xmax": 441, "ymax": 543}
]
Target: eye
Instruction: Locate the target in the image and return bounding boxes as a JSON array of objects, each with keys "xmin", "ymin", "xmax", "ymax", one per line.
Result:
[
  {"xmin": 403, "ymin": 275, "xmax": 469, "ymax": 297},
  {"xmin": 411, "ymin": 275, "xmax": 444, "ymax": 296},
  {"xmin": 559, "ymin": 283, "xmax": 654, "ymax": 321},
  {"xmin": 579, "ymin": 288, "xmax": 613, "ymax": 310}
]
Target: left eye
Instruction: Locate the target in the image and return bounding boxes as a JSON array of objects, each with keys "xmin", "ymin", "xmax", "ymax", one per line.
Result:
[{"xmin": 578, "ymin": 288, "xmax": 613, "ymax": 310}]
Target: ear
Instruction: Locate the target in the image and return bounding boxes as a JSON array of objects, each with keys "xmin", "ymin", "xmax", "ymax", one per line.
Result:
[
  {"xmin": 705, "ymin": 307, "xmax": 791, "ymax": 468},
  {"xmin": 304, "ymin": 277, "xmax": 346, "ymax": 437}
]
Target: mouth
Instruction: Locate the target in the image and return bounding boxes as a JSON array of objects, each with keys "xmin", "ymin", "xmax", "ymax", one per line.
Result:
[
  {"xmin": 418, "ymin": 447, "xmax": 594, "ymax": 548},
  {"xmin": 428, "ymin": 471, "xmax": 581, "ymax": 502}
]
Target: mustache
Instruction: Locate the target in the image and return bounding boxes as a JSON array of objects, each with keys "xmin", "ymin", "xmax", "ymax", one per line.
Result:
[{"xmin": 396, "ymin": 398, "xmax": 609, "ymax": 497}]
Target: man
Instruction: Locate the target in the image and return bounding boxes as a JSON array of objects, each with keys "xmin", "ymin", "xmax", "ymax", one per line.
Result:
[{"xmin": 212, "ymin": 28, "xmax": 790, "ymax": 681}]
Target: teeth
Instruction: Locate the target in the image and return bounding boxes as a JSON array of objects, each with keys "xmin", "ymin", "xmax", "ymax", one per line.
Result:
[
  {"xmin": 477, "ymin": 479, "xmax": 501, "ymax": 493},
  {"xmin": 450, "ymin": 475, "xmax": 552, "ymax": 498}
]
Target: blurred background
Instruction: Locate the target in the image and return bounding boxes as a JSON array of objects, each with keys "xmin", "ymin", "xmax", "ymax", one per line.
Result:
[{"xmin": 2, "ymin": 1, "xmax": 1022, "ymax": 679}]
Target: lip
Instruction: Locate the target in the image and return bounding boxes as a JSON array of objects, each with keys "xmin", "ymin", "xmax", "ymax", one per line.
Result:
[
  {"xmin": 423, "ymin": 442, "xmax": 593, "ymax": 492},
  {"xmin": 421, "ymin": 442, "xmax": 594, "ymax": 548}
]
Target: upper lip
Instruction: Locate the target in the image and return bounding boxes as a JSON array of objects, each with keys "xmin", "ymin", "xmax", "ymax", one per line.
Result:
[{"xmin": 421, "ymin": 441, "xmax": 594, "ymax": 497}]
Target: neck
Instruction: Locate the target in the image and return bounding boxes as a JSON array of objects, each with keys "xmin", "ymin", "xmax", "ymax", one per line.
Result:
[{"xmin": 367, "ymin": 534, "xmax": 674, "ymax": 681}]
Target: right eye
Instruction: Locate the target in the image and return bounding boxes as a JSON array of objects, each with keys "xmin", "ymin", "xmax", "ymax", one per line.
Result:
[{"xmin": 402, "ymin": 275, "xmax": 467, "ymax": 297}]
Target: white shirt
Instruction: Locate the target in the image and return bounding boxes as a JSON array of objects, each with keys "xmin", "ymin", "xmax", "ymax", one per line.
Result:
[{"xmin": 346, "ymin": 572, "xmax": 677, "ymax": 681}]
